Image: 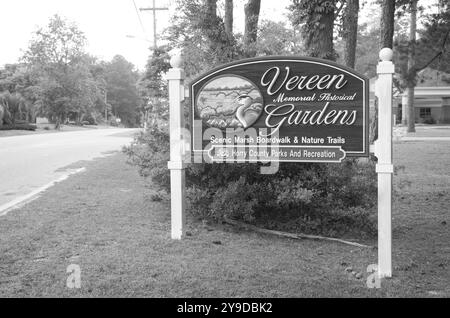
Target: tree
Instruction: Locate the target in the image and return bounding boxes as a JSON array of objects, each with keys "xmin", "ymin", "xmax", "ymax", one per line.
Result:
[
  {"xmin": 22, "ymin": 15, "xmax": 99, "ymax": 128},
  {"xmin": 0, "ymin": 63, "xmax": 38, "ymax": 123},
  {"xmin": 369, "ymin": 0, "xmax": 397, "ymax": 142},
  {"xmin": 357, "ymin": 28, "xmax": 379, "ymax": 78},
  {"xmin": 335, "ymin": 18, "xmax": 380, "ymax": 79},
  {"xmin": 415, "ymin": 3, "xmax": 450, "ymax": 74},
  {"xmin": 342, "ymin": 0, "xmax": 359, "ymax": 68},
  {"xmin": 104, "ymin": 55, "xmax": 141, "ymax": 127},
  {"xmin": 368, "ymin": 0, "xmax": 448, "ymax": 133},
  {"xmin": 84, "ymin": 57, "xmax": 110, "ymax": 124},
  {"xmin": 23, "ymin": 15, "xmax": 86, "ymax": 68},
  {"xmin": 140, "ymin": 47, "xmax": 170, "ymax": 100},
  {"xmin": 224, "ymin": 0, "xmax": 233, "ymax": 37},
  {"xmin": 138, "ymin": 46, "xmax": 171, "ymax": 126},
  {"xmin": 394, "ymin": 0, "xmax": 449, "ymax": 129},
  {"xmin": 406, "ymin": 0, "xmax": 418, "ymax": 133},
  {"xmin": 289, "ymin": 0, "xmax": 337, "ymax": 60},
  {"xmin": 202, "ymin": 0, "xmax": 236, "ymax": 63},
  {"xmin": 243, "ymin": 0, "xmax": 261, "ymax": 57},
  {"xmin": 165, "ymin": 0, "xmax": 240, "ymax": 78},
  {"xmin": 380, "ymin": 0, "xmax": 396, "ymax": 49},
  {"xmin": 0, "ymin": 92, "xmax": 26, "ymax": 125},
  {"xmin": 256, "ymin": 20, "xmax": 305, "ymax": 56}
]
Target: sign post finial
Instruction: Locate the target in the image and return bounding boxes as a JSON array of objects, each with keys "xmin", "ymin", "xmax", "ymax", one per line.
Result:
[
  {"xmin": 379, "ymin": 47, "xmax": 393, "ymax": 62},
  {"xmin": 170, "ymin": 48, "xmax": 183, "ymax": 69}
]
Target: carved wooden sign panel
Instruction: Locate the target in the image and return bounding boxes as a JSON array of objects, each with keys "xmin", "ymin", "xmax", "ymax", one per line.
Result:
[{"xmin": 190, "ymin": 56, "xmax": 369, "ymax": 163}]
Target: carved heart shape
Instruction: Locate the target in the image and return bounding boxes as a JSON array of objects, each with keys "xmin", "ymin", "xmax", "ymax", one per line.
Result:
[{"xmin": 235, "ymin": 102, "xmax": 263, "ymax": 128}]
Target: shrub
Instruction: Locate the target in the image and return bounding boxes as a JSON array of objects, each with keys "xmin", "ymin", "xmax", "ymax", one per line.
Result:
[
  {"xmin": 123, "ymin": 124, "xmax": 171, "ymax": 190},
  {"xmin": 418, "ymin": 117, "xmax": 436, "ymax": 124},
  {"xmin": 263, "ymin": 206, "xmax": 377, "ymax": 239},
  {"xmin": 423, "ymin": 117, "xmax": 436, "ymax": 125},
  {"xmin": 0, "ymin": 123, "xmax": 37, "ymax": 131},
  {"xmin": 83, "ymin": 114, "xmax": 98, "ymax": 125},
  {"xmin": 124, "ymin": 123, "xmax": 378, "ymax": 238}
]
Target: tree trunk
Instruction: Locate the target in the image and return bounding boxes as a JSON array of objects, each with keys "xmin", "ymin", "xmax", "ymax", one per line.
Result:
[
  {"xmin": 306, "ymin": 1, "xmax": 335, "ymax": 60},
  {"xmin": 243, "ymin": 0, "xmax": 261, "ymax": 57},
  {"xmin": 225, "ymin": 0, "xmax": 233, "ymax": 37},
  {"xmin": 374, "ymin": 0, "xmax": 395, "ymax": 142},
  {"xmin": 0, "ymin": 105, "xmax": 4, "ymax": 127},
  {"xmin": 202, "ymin": 0, "xmax": 218, "ymax": 48},
  {"xmin": 205, "ymin": 0, "xmax": 217, "ymax": 18},
  {"xmin": 202, "ymin": 0, "xmax": 235, "ymax": 63},
  {"xmin": 407, "ymin": 85, "xmax": 415, "ymax": 129},
  {"xmin": 55, "ymin": 115, "xmax": 61, "ymax": 130},
  {"xmin": 342, "ymin": 0, "xmax": 359, "ymax": 68},
  {"xmin": 407, "ymin": 0, "xmax": 417, "ymax": 133},
  {"xmin": 379, "ymin": 0, "xmax": 395, "ymax": 49}
]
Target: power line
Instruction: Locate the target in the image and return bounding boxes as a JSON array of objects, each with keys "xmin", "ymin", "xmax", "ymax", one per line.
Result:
[{"xmin": 132, "ymin": 0, "xmax": 148, "ymax": 36}]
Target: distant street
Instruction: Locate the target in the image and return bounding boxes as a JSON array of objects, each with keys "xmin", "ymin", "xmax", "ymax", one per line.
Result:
[{"xmin": 0, "ymin": 128, "xmax": 137, "ymax": 211}]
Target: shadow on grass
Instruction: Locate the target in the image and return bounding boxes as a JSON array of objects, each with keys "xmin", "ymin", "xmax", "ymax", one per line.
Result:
[{"xmin": 0, "ymin": 146, "xmax": 448, "ymax": 297}]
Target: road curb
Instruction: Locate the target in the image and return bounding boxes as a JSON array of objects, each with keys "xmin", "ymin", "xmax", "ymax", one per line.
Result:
[{"xmin": 0, "ymin": 167, "xmax": 86, "ymax": 216}]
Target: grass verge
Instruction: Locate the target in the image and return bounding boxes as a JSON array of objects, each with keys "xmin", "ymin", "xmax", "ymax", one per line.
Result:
[
  {"xmin": 0, "ymin": 125, "xmax": 99, "ymax": 138},
  {"xmin": 0, "ymin": 140, "xmax": 448, "ymax": 297}
]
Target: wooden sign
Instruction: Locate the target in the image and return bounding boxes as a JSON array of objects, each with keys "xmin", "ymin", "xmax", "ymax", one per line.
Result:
[{"xmin": 190, "ymin": 56, "xmax": 369, "ymax": 163}]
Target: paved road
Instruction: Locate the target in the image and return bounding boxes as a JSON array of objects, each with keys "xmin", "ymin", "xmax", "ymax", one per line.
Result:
[{"xmin": 0, "ymin": 128, "xmax": 137, "ymax": 211}]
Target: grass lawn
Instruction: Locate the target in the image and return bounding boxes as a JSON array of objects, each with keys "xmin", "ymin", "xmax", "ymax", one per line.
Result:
[
  {"xmin": 0, "ymin": 125, "xmax": 100, "ymax": 138},
  {"xmin": 0, "ymin": 140, "xmax": 448, "ymax": 297},
  {"xmin": 403, "ymin": 125, "xmax": 450, "ymax": 138}
]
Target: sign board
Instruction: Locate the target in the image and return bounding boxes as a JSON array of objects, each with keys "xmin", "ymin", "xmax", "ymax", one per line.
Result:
[{"xmin": 190, "ymin": 56, "xmax": 369, "ymax": 163}]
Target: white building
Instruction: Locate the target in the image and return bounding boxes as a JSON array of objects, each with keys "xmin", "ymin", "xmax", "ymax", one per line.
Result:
[{"xmin": 371, "ymin": 68, "xmax": 450, "ymax": 124}]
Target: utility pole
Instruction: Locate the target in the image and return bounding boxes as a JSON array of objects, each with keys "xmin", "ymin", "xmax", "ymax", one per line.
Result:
[
  {"xmin": 139, "ymin": 1, "xmax": 168, "ymax": 131},
  {"xmin": 140, "ymin": 0, "xmax": 169, "ymax": 49}
]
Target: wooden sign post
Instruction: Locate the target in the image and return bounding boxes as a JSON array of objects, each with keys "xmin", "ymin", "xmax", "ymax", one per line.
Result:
[
  {"xmin": 374, "ymin": 48, "xmax": 394, "ymax": 278},
  {"xmin": 167, "ymin": 52, "xmax": 186, "ymax": 240}
]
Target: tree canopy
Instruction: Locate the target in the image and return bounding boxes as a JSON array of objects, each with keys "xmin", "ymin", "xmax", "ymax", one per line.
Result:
[
  {"xmin": 104, "ymin": 55, "xmax": 141, "ymax": 127},
  {"xmin": 0, "ymin": 14, "xmax": 143, "ymax": 128}
]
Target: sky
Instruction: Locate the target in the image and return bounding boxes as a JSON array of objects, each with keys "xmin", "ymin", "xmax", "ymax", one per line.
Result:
[
  {"xmin": 0, "ymin": 0, "xmax": 290, "ymax": 70},
  {"xmin": 0, "ymin": 0, "xmax": 438, "ymax": 71}
]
